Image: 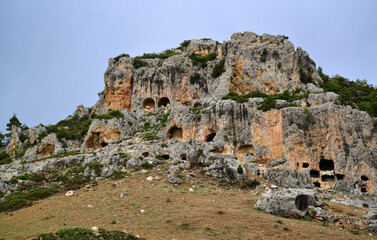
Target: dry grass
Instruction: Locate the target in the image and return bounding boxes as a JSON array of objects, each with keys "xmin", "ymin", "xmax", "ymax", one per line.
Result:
[{"xmin": 0, "ymin": 165, "xmax": 375, "ymax": 240}]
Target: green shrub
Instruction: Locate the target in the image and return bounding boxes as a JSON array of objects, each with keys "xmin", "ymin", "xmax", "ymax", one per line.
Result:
[
  {"xmin": 237, "ymin": 165, "xmax": 244, "ymax": 175},
  {"xmin": 85, "ymin": 162, "xmax": 104, "ymax": 175},
  {"xmin": 242, "ymin": 179, "xmax": 260, "ymax": 189},
  {"xmin": 211, "ymin": 59, "xmax": 226, "ymax": 78},
  {"xmin": 260, "ymin": 48, "xmax": 268, "ymax": 62},
  {"xmin": 0, "ymin": 186, "xmax": 57, "ymax": 212},
  {"xmin": 298, "ymin": 64, "xmax": 313, "ymax": 84},
  {"xmin": 96, "ymin": 109, "xmax": 124, "ymax": 120},
  {"xmin": 272, "ymin": 50, "xmax": 279, "ymax": 58},
  {"xmin": 46, "ymin": 115, "xmax": 92, "ymax": 141},
  {"xmin": 257, "ymin": 98, "xmax": 276, "ymax": 112},
  {"xmin": 277, "ymin": 61, "xmax": 282, "ymax": 69},
  {"xmin": 32, "ymin": 227, "xmax": 144, "ymax": 240},
  {"xmin": 113, "ymin": 53, "xmax": 130, "ymax": 62},
  {"xmin": 19, "ymin": 134, "xmax": 28, "ymax": 143},
  {"xmin": 190, "ymin": 73, "xmax": 201, "ymax": 84},
  {"xmin": 221, "ymin": 91, "xmax": 268, "ymax": 103},
  {"xmin": 190, "ymin": 52, "xmax": 216, "ymax": 68},
  {"xmin": 38, "ymin": 131, "xmax": 48, "ymax": 142},
  {"xmin": 141, "ymin": 161, "xmax": 153, "ymax": 169},
  {"xmin": 133, "ymin": 58, "xmax": 148, "ymax": 69},
  {"xmin": 0, "ymin": 151, "xmax": 11, "ymax": 165},
  {"xmin": 319, "ymin": 67, "xmax": 377, "ymax": 117},
  {"xmin": 178, "ymin": 40, "xmax": 191, "ymax": 50},
  {"xmin": 136, "ymin": 50, "xmax": 179, "ymax": 60}
]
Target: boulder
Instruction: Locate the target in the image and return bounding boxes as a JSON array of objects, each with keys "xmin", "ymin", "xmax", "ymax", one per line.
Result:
[{"xmin": 254, "ymin": 188, "xmax": 322, "ymax": 217}]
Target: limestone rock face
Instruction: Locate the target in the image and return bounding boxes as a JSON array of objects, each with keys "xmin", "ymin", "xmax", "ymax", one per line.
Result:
[
  {"xmin": 2, "ymin": 31, "xmax": 377, "ymax": 197},
  {"xmin": 92, "ymin": 31, "xmax": 321, "ymax": 115},
  {"xmin": 163, "ymin": 97, "xmax": 377, "ymax": 193},
  {"xmin": 75, "ymin": 104, "xmax": 90, "ymax": 117},
  {"xmin": 23, "ymin": 133, "xmax": 64, "ymax": 161},
  {"xmin": 81, "ymin": 116, "xmax": 134, "ymax": 153}
]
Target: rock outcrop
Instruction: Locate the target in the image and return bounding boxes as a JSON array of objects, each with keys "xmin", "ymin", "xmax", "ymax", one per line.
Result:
[{"xmin": 2, "ymin": 31, "xmax": 377, "ymax": 197}]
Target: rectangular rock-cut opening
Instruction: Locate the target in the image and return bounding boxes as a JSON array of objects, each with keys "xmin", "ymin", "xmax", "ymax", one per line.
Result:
[
  {"xmin": 310, "ymin": 170, "xmax": 320, "ymax": 178},
  {"xmin": 302, "ymin": 163, "xmax": 309, "ymax": 168},
  {"xmin": 319, "ymin": 158, "xmax": 334, "ymax": 171},
  {"xmin": 361, "ymin": 187, "xmax": 367, "ymax": 193},
  {"xmin": 336, "ymin": 174, "xmax": 344, "ymax": 180},
  {"xmin": 361, "ymin": 175, "xmax": 369, "ymax": 181},
  {"xmin": 162, "ymin": 154, "xmax": 170, "ymax": 160},
  {"xmin": 321, "ymin": 175, "xmax": 335, "ymax": 182}
]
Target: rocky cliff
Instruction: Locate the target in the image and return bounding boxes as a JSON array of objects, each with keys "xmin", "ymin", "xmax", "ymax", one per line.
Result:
[{"xmin": 1, "ymin": 31, "xmax": 376, "ymax": 200}]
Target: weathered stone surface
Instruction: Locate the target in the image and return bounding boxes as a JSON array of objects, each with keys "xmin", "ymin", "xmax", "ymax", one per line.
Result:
[
  {"xmin": 75, "ymin": 104, "xmax": 90, "ymax": 117},
  {"xmin": 168, "ymin": 174, "xmax": 182, "ymax": 184},
  {"xmin": 126, "ymin": 158, "xmax": 141, "ymax": 170},
  {"xmin": 81, "ymin": 116, "xmax": 136, "ymax": 153},
  {"xmin": 254, "ymin": 188, "xmax": 322, "ymax": 217},
  {"xmin": 23, "ymin": 133, "xmax": 64, "ymax": 161}
]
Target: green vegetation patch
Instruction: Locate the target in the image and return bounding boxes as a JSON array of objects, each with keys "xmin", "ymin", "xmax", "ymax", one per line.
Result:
[
  {"xmin": 190, "ymin": 52, "xmax": 216, "ymax": 68},
  {"xmin": 0, "ymin": 151, "xmax": 11, "ymax": 165},
  {"xmin": 177, "ymin": 40, "xmax": 191, "ymax": 51},
  {"xmin": 113, "ymin": 53, "xmax": 130, "ymax": 62},
  {"xmin": 211, "ymin": 59, "xmax": 226, "ymax": 78},
  {"xmin": 222, "ymin": 89, "xmax": 309, "ymax": 112},
  {"xmin": 95, "ymin": 110, "xmax": 124, "ymax": 120},
  {"xmin": 32, "ymin": 227, "xmax": 144, "ymax": 240},
  {"xmin": 298, "ymin": 64, "xmax": 313, "ymax": 84},
  {"xmin": 46, "ymin": 115, "xmax": 92, "ymax": 141},
  {"xmin": 319, "ymin": 67, "xmax": 377, "ymax": 117},
  {"xmin": 0, "ymin": 186, "xmax": 57, "ymax": 212}
]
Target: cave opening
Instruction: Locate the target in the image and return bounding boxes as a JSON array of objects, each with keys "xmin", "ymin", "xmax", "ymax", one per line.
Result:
[
  {"xmin": 319, "ymin": 158, "xmax": 334, "ymax": 171},
  {"xmin": 206, "ymin": 132, "xmax": 216, "ymax": 142},
  {"xmin": 310, "ymin": 170, "xmax": 320, "ymax": 178},
  {"xmin": 295, "ymin": 194, "xmax": 309, "ymax": 211},
  {"xmin": 361, "ymin": 187, "xmax": 367, "ymax": 193},
  {"xmin": 361, "ymin": 175, "xmax": 369, "ymax": 181},
  {"xmin": 181, "ymin": 154, "xmax": 187, "ymax": 161},
  {"xmin": 336, "ymin": 174, "xmax": 344, "ymax": 180},
  {"xmin": 143, "ymin": 98, "xmax": 155, "ymax": 111},
  {"xmin": 158, "ymin": 97, "xmax": 170, "ymax": 108},
  {"xmin": 321, "ymin": 175, "xmax": 335, "ymax": 182},
  {"xmin": 167, "ymin": 126, "xmax": 183, "ymax": 139},
  {"xmin": 302, "ymin": 163, "xmax": 309, "ymax": 168},
  {"xmin": 313, "ymin": 182, "xmax": 321, "ymax": 188},
  {"xmin": 193, "ymin": 102, "xmax": 202, "ymax": 109},
  {"xmin": 162, "ymin": 154, "xmax": 170, "ymax": 160}
]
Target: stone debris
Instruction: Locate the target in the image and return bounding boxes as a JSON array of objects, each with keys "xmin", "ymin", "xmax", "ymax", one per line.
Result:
[{"xmin": 65, "ymin": 190, "xmax": 74, "ymax": 197}]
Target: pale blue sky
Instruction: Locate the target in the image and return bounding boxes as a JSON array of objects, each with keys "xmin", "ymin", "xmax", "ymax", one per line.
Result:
[{"xmin": 1, "ymin": 0, "xmax": 376, "ymax": 133}]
